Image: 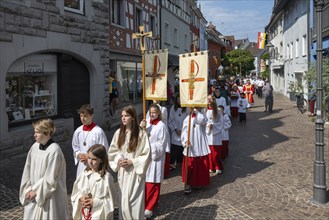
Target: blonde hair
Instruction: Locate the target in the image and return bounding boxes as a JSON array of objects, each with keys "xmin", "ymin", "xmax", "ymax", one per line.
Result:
[{"xmin": 32, "ymin": 118, "xmax": 56, "ymax": 137}]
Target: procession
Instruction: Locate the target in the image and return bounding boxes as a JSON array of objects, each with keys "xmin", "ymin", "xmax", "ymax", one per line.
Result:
[
  {"xmin": 2, "ymin": 0, "xmax": 329, "ymax": 219},
  {"xmin": 18, "ymin": 26, "xmax": 269, "ymax": 219}
]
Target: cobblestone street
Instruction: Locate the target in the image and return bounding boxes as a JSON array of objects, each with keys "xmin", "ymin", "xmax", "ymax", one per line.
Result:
[{"xmin": 1, "ymin": 94, "xmax": 329, "ymax": 219}]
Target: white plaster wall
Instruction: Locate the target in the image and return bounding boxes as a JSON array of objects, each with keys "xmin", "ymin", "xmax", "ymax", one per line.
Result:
[{"xmin": 283, "ymin": 13, "xmax": 308, "ymax": 97}]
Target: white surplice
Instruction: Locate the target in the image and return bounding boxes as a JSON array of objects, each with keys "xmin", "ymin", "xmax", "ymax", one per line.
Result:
[
  {"xmin": 181, "ymin": 111, "xmax": 210, "ymax": 157},
  {"xmin": 146, "ymin": 105, "xmax": 170, "ymax": 152},
  {"xmin": 72, "ymin": 125, "xmax": 109, "ymax": 177},
  {"xmin": 205, "ymin": 108, "xmax": 224, "ymax": 145},
  {"xmin": 168, "ymin": 106, "xmax": 189, "ymax": 146},
  {"xmin": 19, "ymin": 142, "xmax": 68, "ymax": 220},
  {"xmin": 145, "ymin": 120, "xmax": 169, "ymax": 183},
  {"xmin": 71, "ymin": 170, "xmax": 115, "ymax": 220},
  {"xmin": 222, "ymin": 114, "xmax": 232, "ymax": 141},
  {"xmin": 108, "ymin": 129, "xmax": 151, "ymax": 220}
]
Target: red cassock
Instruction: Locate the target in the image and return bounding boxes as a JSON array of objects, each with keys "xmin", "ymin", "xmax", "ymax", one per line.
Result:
[
  {"xmin": 182, "ymin": 155, "xmax": 210, "ymax": 187},
  {"xmin": 208, "ymin": 145, "xmax": 224, "ymax": 171},
  {"xmin": 164, "ymin": 152, "xmax": 170, "ymax": 178},
  {"xmin": 243, "ymin": 84, "xmax": 255, "ymax": 104}
]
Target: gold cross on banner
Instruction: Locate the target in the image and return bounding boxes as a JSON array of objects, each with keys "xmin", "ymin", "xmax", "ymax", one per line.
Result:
[
  {"xmin": 181, "ymin": 59, "xmax": 205, "ymax": 100},
  {"xmin": 146, "ymin": 55, "xmax": 166, "ymax": 95},
  {"xmin": 192, "ymin": 35, "xmax": 199, "ymax": 53},
  {"xmin": 132, "ymin": 26, "xmax": 153, "ymax": 51}
]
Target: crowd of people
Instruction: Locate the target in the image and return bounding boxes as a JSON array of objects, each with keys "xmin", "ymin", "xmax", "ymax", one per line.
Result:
[{"xmin": 19, "ymin": 75, "xmax": 273, "ymax": 220}]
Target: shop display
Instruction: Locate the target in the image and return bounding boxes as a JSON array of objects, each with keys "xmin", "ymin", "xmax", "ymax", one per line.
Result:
[{"xmin": 5, "ymin": 74, "xmax": 57, "ymax": 123}]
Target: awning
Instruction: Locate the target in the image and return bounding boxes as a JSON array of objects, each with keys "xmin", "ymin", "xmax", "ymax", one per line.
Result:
[{"xmin": 168, "ymin": 54, "xmax": 179, "ymax": 66}]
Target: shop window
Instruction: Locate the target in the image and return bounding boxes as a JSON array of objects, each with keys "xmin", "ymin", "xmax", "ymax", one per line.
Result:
[
  {"xmin": 64, "ymin": 0, "xmax": 84, "ymax": 15},
  {"xmin": 6, "ymin": 54, "xmax": 57, "ymax": 125},
  {"xmin": 6, "ymin": 74, "xmax": 57, "ymax": 124},
  {"xmin": 116, "ymin": 61, "xmax": 142, "ymax": 103}
]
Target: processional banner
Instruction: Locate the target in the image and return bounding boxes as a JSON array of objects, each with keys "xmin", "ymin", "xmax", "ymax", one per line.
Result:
[
  {"xmin": 179, "ymin": 51, "xmax": 208, "ymax": 107},
  {"xmin": 145, "ymin": 49, "xmax": 168, "ymax": 100}
]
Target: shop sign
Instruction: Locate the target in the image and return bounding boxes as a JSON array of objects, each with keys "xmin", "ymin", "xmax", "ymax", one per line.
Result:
[
  {"xmin": 8, "ymin": 54, "xmax": 57, "ymax": 74},
  {"xmin": 24, "ymin": 62, "xmax": 45, "ymax": 74}
]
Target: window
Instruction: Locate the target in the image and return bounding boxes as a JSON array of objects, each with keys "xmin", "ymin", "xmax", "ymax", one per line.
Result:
[
  {"xmin": 6, "ymin": 55, "xmax": 57, "ymax": 125},
  {"xmin": 150, "ymin": 15, "xmax": 156, "ymax": 38},
  {"xmin": 116, "ymin": 61, "xmax": 142, "ymax": 103},
  {"xmin": 164, "ymin": 23, "xmax": 170, "ymax": 44},
  {"xmin": 64, "ymin": 0, "xmax": 84, "ymax": 14},
  {"xmin": 290, "ymin": 42, "xmax": 293, "ymax": 59},
  {"xmin": 173, "ymin": 27, "xmax": 178, "ymax": 47},
  {"xmin": 295, "ymin": 39, "xmax": 299, "ymax": 58},
  {"xmin": 135, "ymin": 8, "xmax": 143, "ymax": 31},
  {"xmin": 184, "ymin": 34, "xmax": 188, "ymax": 51},
  {"xmin": 111, "ymin": 0, "xmax": 124, "ymax": 26},
  {"xmin": 287, "ymin": 44, "xmax": 290, "ymax": 59},
  {"xmin": 302, "ymin": 35, "xmax": 307, "ymax": 56}
]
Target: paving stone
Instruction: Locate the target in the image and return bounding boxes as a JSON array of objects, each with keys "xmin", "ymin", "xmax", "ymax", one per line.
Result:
[{"xmin": 1, "ymin": 94, "xmax": 329, "ymax": 219}]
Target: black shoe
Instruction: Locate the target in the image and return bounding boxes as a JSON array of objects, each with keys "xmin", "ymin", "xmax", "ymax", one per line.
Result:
[
  {"xmin": 264, "ymin": 110, "xmax": 267, "ymax": 112},
  {"xmin": 184, "ymin": 185, "xmax": 192, "ymax": 194}
]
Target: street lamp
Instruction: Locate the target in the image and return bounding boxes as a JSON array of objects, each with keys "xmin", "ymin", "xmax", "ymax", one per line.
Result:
[
  {"xmin": 312, "ymin": 0, "xmax": 327, "ymax": 204},
  {"xmin": 265, "ymin": 42, "xmax": 274, "ymax": 82}
]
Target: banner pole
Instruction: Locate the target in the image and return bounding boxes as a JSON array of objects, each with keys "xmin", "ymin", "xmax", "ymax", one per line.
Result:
[
  {"xmin": 142, "ymin": 50, "xmax": 146, "ymax": 120},
  {"xmin": 184, "ymin": 107, "xmax": 193, "ymax": 191}
]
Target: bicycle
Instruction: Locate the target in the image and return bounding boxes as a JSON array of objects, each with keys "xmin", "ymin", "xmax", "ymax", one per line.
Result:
[{"xmin": 296, "ymin": 93, "xmax": 308, "ymax": 114}]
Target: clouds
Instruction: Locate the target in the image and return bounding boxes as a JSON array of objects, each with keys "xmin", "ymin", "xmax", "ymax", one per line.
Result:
[{"xmin": 199, "ymin": 0, "xmax": 273, "ymax": 42}]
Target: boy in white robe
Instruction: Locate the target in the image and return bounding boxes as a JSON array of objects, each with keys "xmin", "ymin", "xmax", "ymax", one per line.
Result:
[
  {"xmin": 237, "ymin": 93, "xmax": 248, "ymax": 122},
  {"xmin": 181, "ymin": 108, "xmax": 210, "ymax": 193},
  {"xmin": 72, "ymin": 104, "xmax": 109, "ymax": 178},
  {"xmin": 19, "ymin": 119, "xmax": 68, "ymax": 220}
]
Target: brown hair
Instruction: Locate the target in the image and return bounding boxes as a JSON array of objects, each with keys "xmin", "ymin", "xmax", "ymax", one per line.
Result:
[
  {"xmin": 208, "ymin": 95, "xmax": 219, "ymax": 122},
  {"xmin": 32, "ymin": 118, "xmax": 56, "ymax": 136},
  {"xmin": 77, "ymin": 104, "xmax": 94, "ymax": 115},
  {"xmin": 86, "ymin": 144, "xmax": 108, "ymax": 177},
  {"xmin": 118, "ymin": 105, "xmax": 140, "ymax": 153}
]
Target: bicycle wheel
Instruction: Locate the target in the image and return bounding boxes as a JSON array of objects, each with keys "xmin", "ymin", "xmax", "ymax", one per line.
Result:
[{"xmin": 297, "ymin": 98, "xmax": 308, "ymax": 114}]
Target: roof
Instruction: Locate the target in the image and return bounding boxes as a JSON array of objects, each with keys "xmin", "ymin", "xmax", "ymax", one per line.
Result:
[{"xmin": 205, "ymin": 27, "xmax": 226, "ymax": 47}]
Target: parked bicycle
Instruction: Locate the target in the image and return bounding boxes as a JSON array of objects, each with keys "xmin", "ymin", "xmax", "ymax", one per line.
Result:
[{"xmin": 296, "ymin": 93, "xmax": 308, "ymax": 114}]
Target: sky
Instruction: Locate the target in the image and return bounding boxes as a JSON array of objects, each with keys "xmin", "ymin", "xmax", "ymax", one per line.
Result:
[{"xmin": 198, "ymin": 0, "xmax": 274, "ymax": 42}]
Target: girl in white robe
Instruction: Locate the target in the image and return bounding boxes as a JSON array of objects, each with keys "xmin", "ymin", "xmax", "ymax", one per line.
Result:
[
  {"xmin": 141, "ymin": 104, "xmax": 169, "ymax": 218},
  {"xmin": 19, "ymin": 118, "xmax": 68, "ymax": 220},
  {"xmin": 168, "ymin": 94, "xmax": 188, "ymax": 169},
  {"xmin": 146, "ymin": 101, "xmax": 171, "ymax": 178},
  {"xmin": 71, "ymin": 144, "xmax": 115, "ymax": 220},
  {"xmin": 219, "ymin": 105, "xmax": 232, "ymax": 159},
  {"xmin": 206, "ymin": 95, "xmax": 224, "ymax": 175},
  {"xmin": 72, "ymin": 104, "xmax": 109, "ymax": 178},
  {"xmin": 108, "ymin": 105, "xmax": 151, "ymax": 220},
  {"xmin": 181, "ymin": 108, "xmax": 210, "ymax": 193}
]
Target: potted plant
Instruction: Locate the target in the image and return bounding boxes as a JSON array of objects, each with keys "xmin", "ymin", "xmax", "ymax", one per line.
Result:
[{"xmin": 288, "ymin": 81, "xmax": 303, "ymax": 102}]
